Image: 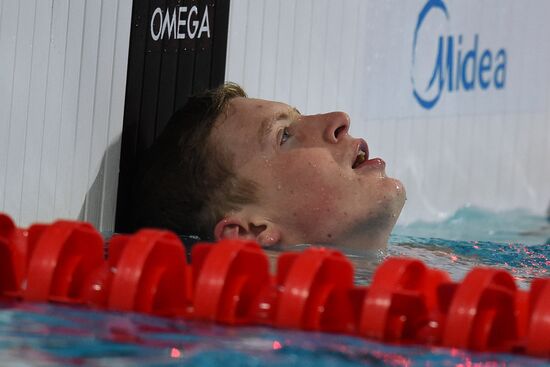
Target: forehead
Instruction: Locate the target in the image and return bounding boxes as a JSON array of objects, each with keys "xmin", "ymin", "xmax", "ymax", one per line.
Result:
[
  {"xmin": 222, "ymin": 97, "xmax": 288, "ymax": 127},
  {"xmin": 211, "ymin": 97, "xmax": 288, "ymax": 144},
  {"xmin": 209, "ymin": 97, "xmax": 291, "ymax": 167}
]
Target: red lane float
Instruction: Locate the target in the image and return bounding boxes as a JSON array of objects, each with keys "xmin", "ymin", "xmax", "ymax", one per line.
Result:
[
  {"xmin": 274, "ymin": 248, "xmax": 354, "ymax": 331},
  {"xmin": 0, "ymin": 214, "xmax": 27, "ymax": 296},
  {"xmin": 0, "ymin": 212, "xmax": 549, "ymax": 358},
  {"xmin": 25, "ymin": 221, "xmax": 104, "ymax": 303},
  {"xmin": 192, "ymin": 240, "xmax": 269, "ymax": 324},
  {"xmin": 101, "ymin": 230, "xmax": 192, "ymax": 316},
  {"xmin": 359, "ymin": 257, "xmax": 449, "ymax": 343},
  {"xmin": 527, "ymin": 279, "xmax": 550, "ymax": 357},
  {"xmin": 442, "ymin": 268, "xmax": 518, "ymax": 351}
]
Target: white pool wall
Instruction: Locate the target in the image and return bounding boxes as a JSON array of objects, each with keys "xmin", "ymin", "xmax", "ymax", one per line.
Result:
[{"xmin": 0, "ymin": 0, "xmax": 132, "ymax": 231}]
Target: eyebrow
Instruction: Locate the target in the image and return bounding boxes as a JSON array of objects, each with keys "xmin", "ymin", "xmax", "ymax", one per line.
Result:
[{"xmin": 258, "ymin": 107, "xmax": 301, "ymax": 148}]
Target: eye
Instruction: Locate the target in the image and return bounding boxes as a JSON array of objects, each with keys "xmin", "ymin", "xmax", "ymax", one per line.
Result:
[{"xmin": 280, "ymin": 127, "xmax": 291, "ymax": 145}]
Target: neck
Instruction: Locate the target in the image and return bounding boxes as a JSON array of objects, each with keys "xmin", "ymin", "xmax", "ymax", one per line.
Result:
[
  {"xmin": 334, "ymin": 215, "xmax": 398, "ymax": 252},
  {"xmin": 336, "ymin": 228, "xmax": 391, "ymax": 252}
]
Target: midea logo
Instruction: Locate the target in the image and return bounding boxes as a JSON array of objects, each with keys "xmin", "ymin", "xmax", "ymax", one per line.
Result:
[{"xmin": 411, "ymin": 0, "xmax": 507, "ymax": 109}]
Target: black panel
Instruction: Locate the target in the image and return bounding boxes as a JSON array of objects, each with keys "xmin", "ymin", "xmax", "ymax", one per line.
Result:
[
  {"xmin": 210, "ymin": 0, "xmax": 230, "ymax": 86},
  {"xmin": 115, "ymin": 0, "xmax": 230, "ymax": 232}
]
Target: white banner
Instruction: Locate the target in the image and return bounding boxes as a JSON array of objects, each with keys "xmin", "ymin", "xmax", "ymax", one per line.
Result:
[{"xmin": 363, "ymin": 0, "xmax": 550, "ymax": 118}]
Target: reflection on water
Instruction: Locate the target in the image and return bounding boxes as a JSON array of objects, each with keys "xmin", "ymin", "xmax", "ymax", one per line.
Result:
[
  {"xmin": 389, "ymin": 206, "xmax": 549, "ymax": 288},
  {"xmin": 1, "ymin": 301, "xmax": 548, "ymax": 367}
]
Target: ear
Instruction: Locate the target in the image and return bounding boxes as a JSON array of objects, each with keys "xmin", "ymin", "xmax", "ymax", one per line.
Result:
[{"xmin": 214, "ymin": 216, "xmax": 281, "ymax": 247}]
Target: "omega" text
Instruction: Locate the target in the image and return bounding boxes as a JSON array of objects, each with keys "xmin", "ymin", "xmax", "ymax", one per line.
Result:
[{"xmin": 150, "ymin": 5, "xmax": 211, "ymax": 41}]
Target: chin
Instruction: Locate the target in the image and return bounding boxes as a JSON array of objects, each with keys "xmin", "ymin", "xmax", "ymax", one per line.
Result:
[{"xmin": 380, "ymin": 177, "xmax": 407, "ymax": 217}]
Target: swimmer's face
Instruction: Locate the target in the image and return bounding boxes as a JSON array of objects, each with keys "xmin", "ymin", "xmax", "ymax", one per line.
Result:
[{"xmin": 210, "ymin": 97, "xmax": 406, "ymax": 250}]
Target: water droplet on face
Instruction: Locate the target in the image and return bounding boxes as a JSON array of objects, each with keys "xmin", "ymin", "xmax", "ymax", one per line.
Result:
[{"xmin": 277, "ymin": 184, "xmax": 282, "ymax": 190}]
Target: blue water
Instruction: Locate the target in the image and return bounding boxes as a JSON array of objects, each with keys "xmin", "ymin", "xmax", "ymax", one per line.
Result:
[
  {"xmin": 1, "ymin": 207, "xmax": 549, "ymax": 366},
  {"xmin": 389, "ymin": 206, "xmax": 549, "ymax": 288}
]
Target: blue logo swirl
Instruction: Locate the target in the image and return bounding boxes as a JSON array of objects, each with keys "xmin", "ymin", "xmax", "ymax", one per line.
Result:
[{"xmin": 412, "ymin": 0, "xmax": 449, "ymax": 109}]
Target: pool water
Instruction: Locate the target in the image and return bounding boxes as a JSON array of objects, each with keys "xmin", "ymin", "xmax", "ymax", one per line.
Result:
[
  {"xmin": 1, "ymin": 207, "xmax": 549, "ymax": 366},
  {"xmin": 389, "ymin": 206, "xmax": 549, "ymax": 288}
]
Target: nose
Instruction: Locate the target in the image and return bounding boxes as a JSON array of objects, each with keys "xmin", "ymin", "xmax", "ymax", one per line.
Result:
[{"xmin": 322, "ymin": 112, "xmax": 350, "ymax": 143}]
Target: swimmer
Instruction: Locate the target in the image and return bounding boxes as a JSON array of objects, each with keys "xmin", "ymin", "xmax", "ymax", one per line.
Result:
[{"xmin": 132, "ymin": 83, "xmax": 406, "ymax": 251}]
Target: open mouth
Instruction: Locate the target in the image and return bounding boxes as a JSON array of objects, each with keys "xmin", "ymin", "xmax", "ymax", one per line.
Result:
[{"xmin": 352, "ymin": 140, "xmax": 369, "ymax": 169}]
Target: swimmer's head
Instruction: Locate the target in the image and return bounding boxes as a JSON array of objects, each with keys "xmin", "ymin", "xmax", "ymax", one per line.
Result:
[
  {"xmin": 209, "ymin": 95, "xmax": 405, "ymax": 250},
  {"xmin": 133, "ymin": 83, "xmax": 406, "ymax": 250},
  {"xmin": 133, "ymin": 83, "xmax": 259, "ymax": 239}
]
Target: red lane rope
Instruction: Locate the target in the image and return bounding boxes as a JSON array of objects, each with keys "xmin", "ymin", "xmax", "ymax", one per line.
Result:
[{"xmin": 0, "ymin": 212, "xmax": 548, "ymax": 358}]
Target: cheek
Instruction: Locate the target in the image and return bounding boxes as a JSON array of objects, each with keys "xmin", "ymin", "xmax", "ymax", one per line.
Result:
[
  {"xmin": 267, "ymin": 159, "xmax": 348, "ymax": 224},
  {"xmin": 271, "ymin": 156, "xmax": 343, "ymax": 198}
]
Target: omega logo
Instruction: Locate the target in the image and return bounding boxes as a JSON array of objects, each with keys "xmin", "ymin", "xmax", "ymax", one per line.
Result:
[{"xmin": 150, "ymin": 5, "xmax": 211, "ymax": 41}]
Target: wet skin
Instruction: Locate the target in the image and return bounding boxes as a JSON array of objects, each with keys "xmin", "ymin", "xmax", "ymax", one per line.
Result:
[{"xmin": 211, "ymin": 97, "xmax": 406, "ymax": 251}]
